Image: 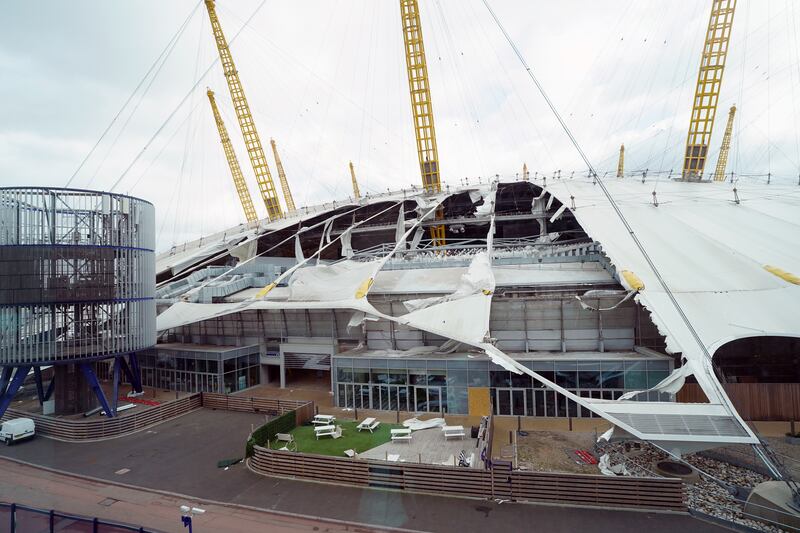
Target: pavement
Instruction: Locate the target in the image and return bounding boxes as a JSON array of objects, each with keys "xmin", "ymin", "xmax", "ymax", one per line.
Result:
[{"xmin": 0, "ymin": 408, "xmax": 730, "ymax": 533}]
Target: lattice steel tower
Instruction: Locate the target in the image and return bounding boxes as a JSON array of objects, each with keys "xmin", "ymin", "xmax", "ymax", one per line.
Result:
[
  {"xmin": 682, "ymin": 0, "xmax": 736, "ymax": 181},
  {"xmin": 205, "ymin": 0, "xmax": 283, "ymax": 219},
  {"xmin": 207, "ymin": 89, "xmax": 258, "ymax": 223}
]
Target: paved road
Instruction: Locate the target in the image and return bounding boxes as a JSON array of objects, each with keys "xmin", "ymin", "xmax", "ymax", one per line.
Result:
[{"xmin": 0, "ymin": 409, "xmax": 728, "ymax": 533}]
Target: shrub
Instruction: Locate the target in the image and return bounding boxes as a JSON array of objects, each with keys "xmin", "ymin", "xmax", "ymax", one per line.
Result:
[{"xmin": 246, "ymin": 411, "xmax": 296, "ymax": 457}]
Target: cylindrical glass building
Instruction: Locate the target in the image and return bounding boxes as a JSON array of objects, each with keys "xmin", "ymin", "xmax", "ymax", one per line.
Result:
[{"xmin": 0, "ymin": 188, "xmax": 155, "ymax": 410}]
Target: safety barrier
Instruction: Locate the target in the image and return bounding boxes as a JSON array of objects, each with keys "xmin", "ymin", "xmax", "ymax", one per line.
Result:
[
  {"xmin": 0, "ymin": 502, "xmax": 155, "ymax": 532},
  {"xmin": 250, "ymin": 446, "xmax": 686, "ymax": 511},
  {"xmin": 0, "ymin": 394, "xmax": 202, "ymax": 441},
  {"xmin": 201, "ymin": 392, "xmax": 314, "ymax": 424},
  {"xmin": 0, "ymin": 392, "xmax": 314, "ymax": 442}
]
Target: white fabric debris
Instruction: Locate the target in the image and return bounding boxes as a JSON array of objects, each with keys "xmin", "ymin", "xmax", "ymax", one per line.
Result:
[
  {"xmin": 288, "ymin": 260, "xmax": 378, "ymax": 302},
  {"xmin": 294, "ymin": 234, "xmax": 304, "ymax": 262},
  {"xmin": 409, "ymin": 227, "xmax": 424, "ymax": 250},
  {"xmin": 549, "ymin": 204, "xmax": 567, "ymax": 223},
  {"xmin": 575, "ymin": 290, "xmax": 636, "ymax": 311},
  {"xmin": 618, "ymin": 362, "xmax": 694, "ymax": 400},
  {"xmin": 340, "ymin": 227, "xmax": 353, "ymax": 258},
  {"xmin": 395, "ymin": 207, "xmax": 406, "ymax": 249},
  {"xmin": 402, "ymin": 417, "xmax": 446, "ymax": 431},
  {"xmin": 598, "ymin": 454, "xmax": 629, "ymax": 476},
  {"xmin": 598, "ymin": 427, "xmax": 615, "ymax": 443},
  {"xmin": 402, "ymin": 252, "xmax": 494, "ymax": 312}
]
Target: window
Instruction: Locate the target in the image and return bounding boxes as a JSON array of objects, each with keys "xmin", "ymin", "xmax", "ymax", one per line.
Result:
[
  {"xmin": 600, "ymin": 361, "xmax": 624, "ymax": 388},
  {"xmin": 337, "ymin": 367, "xmax": 353, "ymax": 382},
  {"xmin": 352, "ymin": 368, "xmax": 369, "ymax": 383},
  {"xmin": 469, "ymin": 370, "xmax": 489, "ymax": 387},
  {"xmin": 555, "ymin": 362, "xmax": 577, "ymax": 388},
  {"xmin": 577, "ymin": 362, "xmax": 601, "ymax": 389},
  {"xmin": 447, "ymin": 387, "xmax": 468, "ymax": 414},
  {"xmin": 490, "ymin": 371, "xmax": 511, "ymax": 387},
  {"xmin": 427, "ymin": 370, "xmax": 446, "ymax": 387},
  {"xmin": 446, "ymin": 370, "xmax": 468, "ymax": 387}
]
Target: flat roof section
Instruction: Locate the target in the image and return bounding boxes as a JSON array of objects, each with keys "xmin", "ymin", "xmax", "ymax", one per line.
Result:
[
  {"xmin": 153, "ymin": 343, "xmax": 259, "ymax": 355},
  {"xmin": 224, "ymin": 260, "xmax": 614, "ymax": 302},
  {"xmin": 333, "ymin": 346, "xmax": 672, "ymax": 362}
]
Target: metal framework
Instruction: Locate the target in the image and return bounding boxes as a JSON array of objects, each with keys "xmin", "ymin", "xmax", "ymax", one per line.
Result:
[
  {"xmin": 713, "ymin": 105, "xmax": 736, "ymax": 182},
  {"xmin": 204, "ymin": 0, "xmax": 283, "ymax": 220},
  {"xmin": 682, "ymin": 0, "xmax": 737, "ymax": 180},
  {"xmin": 399, "ymin": 0, "xmax": 445, "ymax": 246},
  {"xmin": 349, "ymin": 161, "xmax": 361, "ymax": 199},
  {"xmin": 206, "ymin": 89, "xmax": 258, "ymax": 223},
  {"xmin": 617, "ymin": 144, "xmax": 625, "ymax": 178},
  {"xmin": 269, "ymin": 139, "xmax": 296, "ymax": 214},
  {"xmin": 0, "ymin": 188, "xmax": 153, "ymax": 418}
]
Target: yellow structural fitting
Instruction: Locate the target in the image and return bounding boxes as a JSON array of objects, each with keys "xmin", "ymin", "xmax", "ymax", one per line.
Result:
[
  {"xmin": 621, "ymin": 270, "xmax": 645, "ymax": 292},
  {"xmin": 355, "ymin": 278, "xmax": 374, "ymax": 299},
  {"xmin": 764, "ymin": 265, "xmax": 800, "ymax": 285},
  {"xmin": 255, "ymin": 282, "xmax": 277, "ymax": 298}
]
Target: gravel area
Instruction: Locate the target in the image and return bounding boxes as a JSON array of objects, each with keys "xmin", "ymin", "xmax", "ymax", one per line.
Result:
[
  {"xmin": 513, "ymin": 429, "xmax": 797, "ymax": 531},
  {"xmin": 597, "ymin": 441, "xmax": 789, "ymax": 532}
]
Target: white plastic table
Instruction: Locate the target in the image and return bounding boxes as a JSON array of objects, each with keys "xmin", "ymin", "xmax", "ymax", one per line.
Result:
[{"xmin": 312, "ymin": 414, "xmax": 336, "ymax": 426}]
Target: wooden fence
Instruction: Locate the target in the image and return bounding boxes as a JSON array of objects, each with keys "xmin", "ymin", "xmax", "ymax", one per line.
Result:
[
  {"xmin": 250, "ymin": 446, "xmax": 686, "ymax": 511},
  {"xmin": 0, "ymin": 392, "xmax": 315, "ymax": 442},
  {"xmin": 0, "ymin": 394, "xmax": 202, "ymax": 441},
  {"xmin": 677, "ymin": 383, "xmax": 800, "ymax": 421},
  {"xmin": 201, "ymin": 393, "xmax": 315, "ymax": 426}
]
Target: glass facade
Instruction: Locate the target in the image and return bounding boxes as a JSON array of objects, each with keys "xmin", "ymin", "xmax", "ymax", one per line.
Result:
[
  {"xmin": 139, "ymin": 345, "xmax": 260, "ymax": 394},
  {"xmin": 332, "ymin": 356, "xmax": 673, "ymax": 416}
]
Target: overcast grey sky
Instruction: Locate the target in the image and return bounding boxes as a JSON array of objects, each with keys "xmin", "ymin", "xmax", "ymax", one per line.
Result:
[{"xmin": 2, "ymin": 1, "xmax": 799, "ymax": 251}]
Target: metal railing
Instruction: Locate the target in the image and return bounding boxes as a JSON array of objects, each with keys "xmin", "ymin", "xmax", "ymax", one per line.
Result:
[{"xmin": 0, "ymin": 502, "xmax": 158, "ymax": 532}]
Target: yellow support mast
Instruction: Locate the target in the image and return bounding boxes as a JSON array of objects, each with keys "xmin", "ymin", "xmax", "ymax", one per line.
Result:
[
  {"xmin": 206, "ymin": 89, "xmax": 258, "ymax": 223},
  {"xmin": 399, "ymin": 0, "xmax": 445, "ymax": 247},
  {"xmin": 269, "ymin": 139, "xmax": 296, "ymax": 214},
  {"xmin": 522, "ymin": 163, "xmax": 530, "ymax": 181},
  {"xmin": 682, "ymin": 0, "xmax": 736, "ymax": 181},
  {"xmin": 617, "ymin": 144, "xmax": 625, "ymax": 178},
  {"xmin": 713, "ymin": 105, "xmax": 736, "ymax": 182},
  {"xmin": 205, "ymin": 0, "xmax": 283, "ymax": 220},
  {"xmin": 349, "ymin": 161, "xmax": 361, "ymax": 199}
]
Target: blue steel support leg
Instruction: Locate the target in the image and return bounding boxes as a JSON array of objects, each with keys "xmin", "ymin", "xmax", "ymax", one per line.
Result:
[
  {"xmin": 0, "ymin": 365, "xmax": 31, "ymax": 419},
  {"xmin": 118, "ymin": 356, "xmax": 135, "ymax": 386},
  {"xmin": 112, "ymin": 357, "xmax": 121, "ymax": 414},
  {"xmin": 33, "ymin": 366, "xmax": 45, "ymax": 405},
  {"xmin": 78, "ymin": 363, "xmax": 115, "ymax": 418},
  {"xmin": 0, "ymin": 367, "xmax": 12, "ymax": 400},
  {"xmin": 44, "ymin": 375, "xmax": 55, "ymax": 402},
  {"xmin": 128, "ymin": 353, "xmax": 143, "ymax": 393}
]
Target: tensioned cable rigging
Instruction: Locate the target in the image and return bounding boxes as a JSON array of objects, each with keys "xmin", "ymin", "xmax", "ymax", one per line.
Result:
[
  {"xmin": 108, "ymin": 0, "xmax": 268, "ymax": 193},
  {"xmin": 65, "ymin": 1, "xmax": 202, "ymax": 188},
  {"xmin": 480, "ymin": 0, "xmax": 742, "ymax": 418}
]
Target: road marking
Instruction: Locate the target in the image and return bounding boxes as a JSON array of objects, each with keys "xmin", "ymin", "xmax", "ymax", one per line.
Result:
[{"xmin": 114, "ymin": 468, "xmax": 130, "ymax": 475}]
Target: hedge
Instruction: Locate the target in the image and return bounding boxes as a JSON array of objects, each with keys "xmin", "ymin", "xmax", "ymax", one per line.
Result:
[{"xmin": 246, "ymin": 410, "xmax": 297, "ymax": 457}]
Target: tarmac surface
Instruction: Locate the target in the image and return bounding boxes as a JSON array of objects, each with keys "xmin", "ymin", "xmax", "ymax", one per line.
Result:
[{"xmin": 0, "ymin": 408, "xmax": 730, "ymax": 533}]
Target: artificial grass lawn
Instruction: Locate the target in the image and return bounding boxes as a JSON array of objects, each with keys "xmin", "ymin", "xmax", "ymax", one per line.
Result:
[{"xmin": 274, "ymin": 420, "xmax": 402, "ymax": 456}]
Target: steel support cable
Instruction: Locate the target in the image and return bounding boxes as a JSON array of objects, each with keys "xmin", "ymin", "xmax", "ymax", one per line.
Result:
[
  {"xmin": 481, "ymin": 0, "xmax": 745, "ymax": 423},
  {"xmin": 85, "ymin": 9, "xmax": 195, "ymax": 190},
  {"xmin": 108, "ymin": 0, "xmax": 268, "ymax": 193},
  {"xmin": 156, "ymin": 200, "xmax": 401, "ymax": 290},
  {"xmin": 65, "ymin": 0, "xmax": 202, "ymax": 188}
]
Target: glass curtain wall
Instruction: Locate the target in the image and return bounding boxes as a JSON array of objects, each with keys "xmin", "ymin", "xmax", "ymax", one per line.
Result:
[{"xmin": 333, "ymin": 357, "xmax": 672, "ymax": 416}]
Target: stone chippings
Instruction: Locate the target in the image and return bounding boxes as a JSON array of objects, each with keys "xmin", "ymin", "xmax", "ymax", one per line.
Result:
[{"xmin": 598, "ymin": 442, "xmax": 786, "ymax": 532}]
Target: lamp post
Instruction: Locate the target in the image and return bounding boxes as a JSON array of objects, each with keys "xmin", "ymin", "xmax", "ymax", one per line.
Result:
[{"xmin": 180, "ymin": 505, "xmax": 206, "ymax": 532}]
